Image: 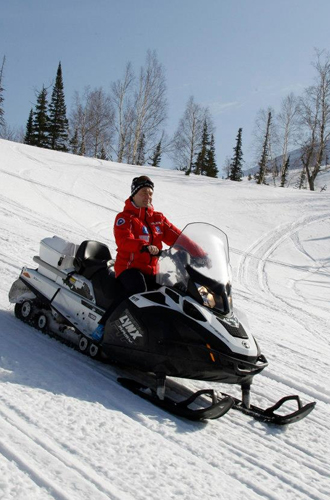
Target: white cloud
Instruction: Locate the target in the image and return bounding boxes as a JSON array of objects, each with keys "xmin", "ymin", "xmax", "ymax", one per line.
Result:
[{"xmin": 207, "ymin": 100, "xmax": 242, "ymax": 115}]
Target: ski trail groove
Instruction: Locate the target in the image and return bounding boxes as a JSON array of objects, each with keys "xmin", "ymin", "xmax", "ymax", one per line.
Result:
[
  {"xmin": 237, "ymin": 212, "xmax": 330, "ymax": 339},
  {"xmin": 0, "ymin": 403, "xmax": 135, "ymax": 500}
]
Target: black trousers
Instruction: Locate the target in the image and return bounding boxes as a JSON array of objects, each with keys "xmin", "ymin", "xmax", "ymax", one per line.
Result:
[{"xmin": 99, "ymin": 268, "xmax": 157, "ymax": 325}]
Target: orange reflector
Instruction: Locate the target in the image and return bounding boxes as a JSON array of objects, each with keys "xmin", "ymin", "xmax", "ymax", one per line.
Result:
[
  {"xmin": 22, "ymin": 271, "xmax": 31, "ymax": 278},
  {"xmin": 206, "ymin": 344, "xmax": 216, "ymax": 363}
]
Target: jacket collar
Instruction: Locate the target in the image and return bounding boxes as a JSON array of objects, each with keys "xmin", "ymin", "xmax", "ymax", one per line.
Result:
[{"xmin": 124, "ymin": 197, "xmax": 154, "ymax": 218}]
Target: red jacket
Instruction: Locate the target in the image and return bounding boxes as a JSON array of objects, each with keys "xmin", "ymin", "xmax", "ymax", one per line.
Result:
[{"xmin": 113, "ymin": 198, "xmax": 181, "ymax": 277}]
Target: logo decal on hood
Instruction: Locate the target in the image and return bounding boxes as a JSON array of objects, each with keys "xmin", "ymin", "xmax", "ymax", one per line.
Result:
[{"xmin": 115, "ymin": 313, "xmax": 143, "ymax": 344}]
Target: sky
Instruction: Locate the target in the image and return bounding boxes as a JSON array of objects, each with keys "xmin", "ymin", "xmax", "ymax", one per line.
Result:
[{"xmin": 2, "ymin": 0, "xmax": 330, "ymax": 170}]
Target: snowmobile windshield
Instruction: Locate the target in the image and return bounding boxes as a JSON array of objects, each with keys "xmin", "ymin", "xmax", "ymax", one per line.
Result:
[{"xmin": 156, "ymin": 223, "xmax": 233, "ymax": 315}]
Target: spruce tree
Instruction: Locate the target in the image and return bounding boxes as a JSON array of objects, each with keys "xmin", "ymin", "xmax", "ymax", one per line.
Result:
[
  {"xmin": 280, "ymin": 156, "xmax": 290, "ymax": 187},
  {"xmin": 230, "ymin": 128, "xmax": 243, "ymax": 181},
  {"xmin": 24, "ymin": 109, "xmax": 35, "ymax": 145},
  {"xmin": 98, "ymin": 146, "xmax": 108, "ymax": 160},
  {"xmin": 194, "ymin": 119, "xmax": 210, "ymax": 175},
  {"xmin": 136, "ymin": 133, "xmax": 146, "ymax": 165},
  {"xmin": 149, "ymin": 140, "xmax": 162, "ymax": 166},
  {"xmin": 48, "ymin": 62, "xmax": 69, "ymax": 151},
  {"xmin": 32, "ymin": 86, "xmax": 50, "ymax": 148},
  {"xmin": 79, "ymin": 138, "xmax": 86, "ymax": 156},
  {"xmin": 70, "ymin": 129, "xmax": 79, "ymax": 154},
  {"xmin": 257, "ymin": 111, "xmax": 272, "ymax": 185},
  {"xmin": 205, "ymin": 134, "xmax": 218, "ymax": 177}
]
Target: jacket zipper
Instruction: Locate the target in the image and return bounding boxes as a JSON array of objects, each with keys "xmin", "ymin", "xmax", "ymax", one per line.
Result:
[{"xmin": 144, "ymin": 208, "xmax": 154, "ymax": 265}]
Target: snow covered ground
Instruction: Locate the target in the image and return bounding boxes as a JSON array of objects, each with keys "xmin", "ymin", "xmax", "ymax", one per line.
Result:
[{"xmin": 0, "ymin": 139, "xmax": 329, "ymax": 500}]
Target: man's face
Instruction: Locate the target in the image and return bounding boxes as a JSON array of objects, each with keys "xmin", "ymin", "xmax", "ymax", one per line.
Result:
[{"xmin": 133, "ymin": 187, "xmax": 153, "ymax": 208}]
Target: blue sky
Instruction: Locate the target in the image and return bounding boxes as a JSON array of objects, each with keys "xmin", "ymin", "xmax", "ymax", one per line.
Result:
[{"xmin": 2, "ymin": 0, "xmax": 330, "ymax": 170}]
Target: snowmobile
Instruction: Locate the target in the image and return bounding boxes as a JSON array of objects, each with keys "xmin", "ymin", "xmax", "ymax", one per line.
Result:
[{"xmin": 8, "ymin": 222, "xmax": 315, "ymax": 424}]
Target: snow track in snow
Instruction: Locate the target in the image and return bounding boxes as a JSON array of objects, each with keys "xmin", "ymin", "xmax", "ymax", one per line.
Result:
[
  {"xmin": 236, "ymin": 212, "xmax": 330, "ymax": 337},
  {"xmin": 0, "ymin": 405, "xmax": 131, "ymax": 500}
]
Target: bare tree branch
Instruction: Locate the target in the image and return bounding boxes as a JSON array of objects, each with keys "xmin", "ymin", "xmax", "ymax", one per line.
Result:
[{"xmin": 298, "ymin": 49, "xmax": 330, "ymax": 190}]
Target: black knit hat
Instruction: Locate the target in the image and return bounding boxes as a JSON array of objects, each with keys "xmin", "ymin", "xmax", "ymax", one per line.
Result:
[{"xmin": 131, "ymin": 176, "xmax": 154, "ymax": 197}]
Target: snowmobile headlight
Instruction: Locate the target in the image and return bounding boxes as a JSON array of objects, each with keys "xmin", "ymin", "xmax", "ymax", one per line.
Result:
[{"xmin": 198, "ymin": 286, "xmax": 216, "ymax": 309}]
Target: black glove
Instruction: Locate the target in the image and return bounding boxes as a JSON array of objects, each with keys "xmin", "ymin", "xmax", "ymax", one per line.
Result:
[{"xmin": 140, "ymin": 245, "xmax": 161, "ymax": 256}]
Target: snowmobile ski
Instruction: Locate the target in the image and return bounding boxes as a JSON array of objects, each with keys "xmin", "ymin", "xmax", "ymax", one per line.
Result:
[
  {"xmin": 118, "ymin": 377, "xmax": 234, "ymax": 421},
  {"xmin": 220, "ymin": 393, "xmax": 316, "ymax": 425}
]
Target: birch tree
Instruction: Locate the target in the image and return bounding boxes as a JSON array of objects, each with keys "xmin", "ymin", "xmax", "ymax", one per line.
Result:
[
  {"xmin": 0, "ymin": 56, "xmax": 6, "ymax": 134},
  {"xmin": 222, "ymin": 156, "xmax": 231, "ymax": 179},
  {"xmin": 70, "ymin": 90, "xmax": 88, "ymax": 155},
  {"xmin": 111, "ymin": 62, "xmax": 135, "ymax": 163},
  {"xmin": 171, "ymin": 96, "xmax": 209, "ymax": 174},
  {"xmin": 298, "ymin": 50, "xmax": 330, "ymax": 190},
  {"xmin": 129, "ymin": 51, "xmax": 167, "ymax": 164},
  {"xmin": 277, "ymin": 93, "xmax": 299, "ymax": 181},
  {"xmin": 87, "ymin": 88, "xmax": 114, "ymax": 157},
  {"xmin": 110, "ymin": 53, "xmax": 167, "ymax": 165},
  {"xmin": 252, "ymin": 107, "xmax": 278, "ymax": 184},
  {"xmin": 70, "ymin": 87, "xmax": 114, "ymax": 158}
]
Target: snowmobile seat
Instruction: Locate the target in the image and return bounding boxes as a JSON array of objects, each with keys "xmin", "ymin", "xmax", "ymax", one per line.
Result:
[
  {"xmin": 92, "ymin": 267, "xmax": 117, "ymax": 309},
  {"xmin": 73, "ymin": 240, "xmax": 116, "ymax": 309},
  {"xmin": 74, "ymin": 240, "xmax": 112, "ymax": 280}
]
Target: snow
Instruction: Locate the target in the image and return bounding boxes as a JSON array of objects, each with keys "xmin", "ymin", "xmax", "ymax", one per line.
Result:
[{"xmin": 0, "ymin": 138, "xmax": 329, "ymax": 500}]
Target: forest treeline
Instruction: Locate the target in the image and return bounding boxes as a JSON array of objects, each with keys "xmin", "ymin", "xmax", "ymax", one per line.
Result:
[{"xmin": 1, "ymin": 49, "xmax": 330, "ymax": 190}]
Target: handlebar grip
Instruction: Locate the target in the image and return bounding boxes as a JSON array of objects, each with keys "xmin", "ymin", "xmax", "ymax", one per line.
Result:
[{"xmin": 140, "ymin": 245, "xmax": 162, "ymax": 256}]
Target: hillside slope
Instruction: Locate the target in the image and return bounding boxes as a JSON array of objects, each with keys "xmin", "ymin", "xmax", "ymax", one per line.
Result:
[{"xmin": 0, "ymin": 139, "xmax": 329, "ymax": 500}]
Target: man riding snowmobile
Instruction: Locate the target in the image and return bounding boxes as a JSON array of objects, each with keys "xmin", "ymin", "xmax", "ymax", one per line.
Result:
[{"xmin": 93, "ymin": 175, "xmax": 206, "ymax": 342}]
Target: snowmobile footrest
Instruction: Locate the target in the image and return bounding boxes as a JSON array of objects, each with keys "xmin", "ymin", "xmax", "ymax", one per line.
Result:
[
  {"xmin": 222, "ymin": 393, "xmax": 316, "ymax": 425},
  {"xmin": 118, "ymin": 378, "xmax": 234, "ymax": 421}
]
